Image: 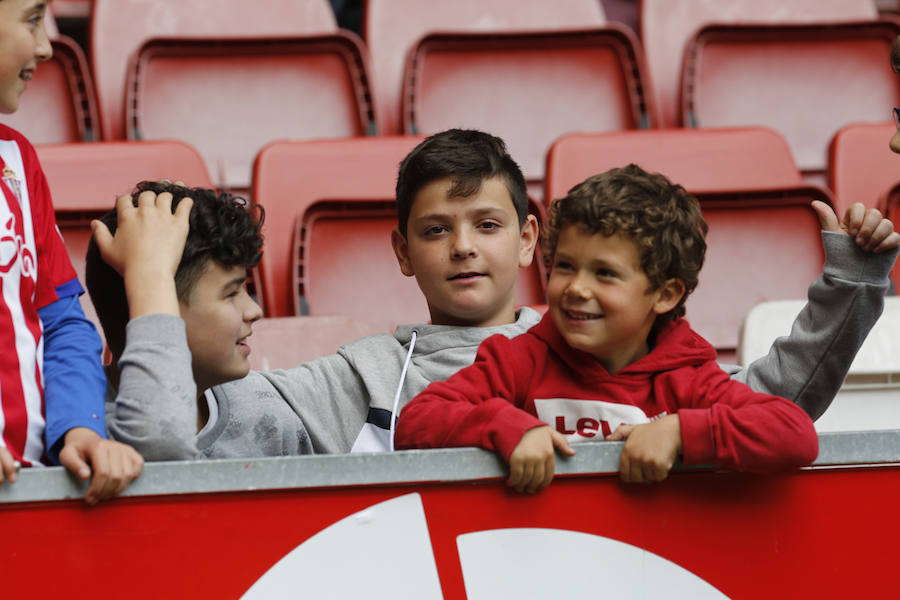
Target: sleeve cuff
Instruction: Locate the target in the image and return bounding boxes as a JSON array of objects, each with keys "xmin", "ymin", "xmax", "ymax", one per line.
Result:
[
  {"xmin": 822, "ymin": 231, "xmax": 899, "ymax": 284},
  {"xmin": 677, "ymin": 408, "xmax": 714, "ymax": 466},
  {"xmin": 490, "ymin": 403, "xmax": 549, "ymax": 462}
]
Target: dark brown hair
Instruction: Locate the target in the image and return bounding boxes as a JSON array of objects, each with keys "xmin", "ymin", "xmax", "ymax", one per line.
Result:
[
  {"xmin": 395, "ymin": 129, "xmax": 528, "ymax": 237},
  {"xmin": 85, "ymin": 181, "xmax": 264, "ymax": 360},
  {"xmin": 543, "ymin": 164, "xmax": 708, "ymax": 325}
]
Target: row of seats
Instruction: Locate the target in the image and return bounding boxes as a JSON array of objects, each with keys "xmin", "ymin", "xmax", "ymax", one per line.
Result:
[
  {"xmin": 42, "ymin": 127, "xmax": 898, "ymax": 362},
  {"xmin": 15, "ymin": 1, "xmax": 900, "ymax": 196}
]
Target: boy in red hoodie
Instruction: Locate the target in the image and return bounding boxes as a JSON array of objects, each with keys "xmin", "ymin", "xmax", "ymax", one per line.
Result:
[{"xmin": 395, "ymin": 164, "xmax": 818, "ymax": 492}]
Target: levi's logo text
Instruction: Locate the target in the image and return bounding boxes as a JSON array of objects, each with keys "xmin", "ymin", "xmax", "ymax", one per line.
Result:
[{"xmin": 534, "ymin": 399, "xmax": 662, "ymax": 441}]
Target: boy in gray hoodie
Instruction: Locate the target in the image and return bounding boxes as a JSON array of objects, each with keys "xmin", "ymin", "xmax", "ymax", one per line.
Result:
[{"xmin": 92, "ymin": 129, "xmax": 898, "ymax": 460}]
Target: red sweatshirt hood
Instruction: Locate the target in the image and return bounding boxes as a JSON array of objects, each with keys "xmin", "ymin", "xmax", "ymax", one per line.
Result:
[{"xmin": 527, "ymin": 312, "xmax": 717, "ymax": 378}]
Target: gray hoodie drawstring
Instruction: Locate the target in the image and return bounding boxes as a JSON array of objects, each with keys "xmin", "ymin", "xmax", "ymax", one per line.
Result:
[{"xmin": 389, "ymin": 330, "xmax": 417, "ymax": 451}]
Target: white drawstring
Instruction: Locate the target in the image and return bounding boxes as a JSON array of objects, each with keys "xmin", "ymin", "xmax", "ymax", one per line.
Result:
[{"xmin": 389, "ymin": 330, "xmax": 417, "ymax": 452}]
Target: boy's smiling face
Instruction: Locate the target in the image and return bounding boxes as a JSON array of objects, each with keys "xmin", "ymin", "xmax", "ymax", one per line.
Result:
[
  {"xmin": 392, "ymin": 176, "xmax": 538, "ymax": 327},
  {"xmin": 0, "ymin": 0, "xmax": 51, "ymax": 114},
  {"xmin": 179, "ymin": 261, "xmax": 262, "ymax": 391},
  {"xmin": 547, "ymin": 225, "xmax": 683, "ymax": 373}
]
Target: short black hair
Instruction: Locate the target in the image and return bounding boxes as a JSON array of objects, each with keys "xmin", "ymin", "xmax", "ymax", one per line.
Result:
[
  {"xmin": 395, "ymin": 129, "xmax": 528, "ymax": 237},
  {"xmin": 85, "ymin": 181, "xmax": 264, "ymax": 360}
]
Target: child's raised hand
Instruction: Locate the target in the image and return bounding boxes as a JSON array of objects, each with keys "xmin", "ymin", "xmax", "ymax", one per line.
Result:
[
  {"xmin": 0, "ymin": 446, "xmax": 18, "ymax": 486},
  {"xmin": 507, "ymin": 425, "xmax": 575, "ymax": 494},
  {"xmin": 91, "ymin": 190, "xmax": 193, "ymax": 318},
  {"xmin": 91, "ymin": 191, "xmax": 193, "ymax": 277},
  {"xmin": 812, "ymin": 200, "xmax": 900, "ymax": 253},
  {"xmin": 607, "ymin": 415, "xmax": 682, "ymax": 484}
]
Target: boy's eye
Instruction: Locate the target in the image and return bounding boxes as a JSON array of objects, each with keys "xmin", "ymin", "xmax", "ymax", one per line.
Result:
[
  {"xmin": 596, "ymin": 268, "xmax": 617, "ymax": 279},
  {"xmin": 478, "ymin": 220, "xmax": 501, "ymax": 231},
  {"xmin": 423, "ymin": 225, "xmax": 447, "ymax": 236},
  {"xmin": 553, "ymin": 260, "xmax": 573, "ymax": 272}
]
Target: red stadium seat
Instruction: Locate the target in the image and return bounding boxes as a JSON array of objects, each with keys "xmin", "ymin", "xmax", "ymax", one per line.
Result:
[
  {"xmin": 293, "ymin": 197, "xmax": 546, "ymax": 330},
  {"xmin": 248, "ymin": 316, "xmax": 381, "ymax": 369},
  {"xmin": 545, "ymin": 127, "xmax": 802, "ymax": 201},
  {"xmin": 681, "ymin": 21, "xmax": 900, "ymax": 182},
  {"xmin": 3, "ymin": 38, "xmax": 99, "ymax": 143},
  {"xmin": 90, "ymin": 0, "xmax": 337, "ymax": 140},
  {"xmin": 294, "ymin": 198, "xmax": 430, "ymax": 328},
  {"xmin": 688, "ymin": 186, "xmax": 833, "ymax": 361},
  {"xmin": 37, "ymin": 141, "xmax": 213, "ymax": 333},
  {"xmin": 48, "ymin": 1, "xmax": 90, "ymax": 20},
  {"xmin": 402, "ymin": 28, "xmax": 655, "ymax": 187},
  {"xmin": 829, "ymin": 121, "xmax": 900, "ymax": 214},
  {"xmin": 252, "ymin": 137, "xmax": 424, "ymax": 317},
  {"xmin": 640, "ymin": 0, "xmax": 878, "ymax": 128},
  {"xmin": 125, "ymin": 35, "xmax": 375, "ymax": 190},
  {"xmin": 364, "ymin": 0, "xmax": 607, "ymax": 135}
]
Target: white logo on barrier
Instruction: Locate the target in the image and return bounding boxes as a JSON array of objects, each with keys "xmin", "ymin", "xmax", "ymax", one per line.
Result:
[{"xmin": 243, "ymin": 493, "xmax": 727, "ymax": 599}]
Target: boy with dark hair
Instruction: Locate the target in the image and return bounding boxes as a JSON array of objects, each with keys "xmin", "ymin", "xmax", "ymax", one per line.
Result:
[
  {"xmin": 98, "ymin": 128, "xmax": 897, "ymax": 461},
  {"xmin": 0, "ymin": 0, "xmax": 142, "ymax": 504},
  {"xmin": 87, "ymin": 181, "xmax": 313, "ymax": 459},
  {"xmin": 395, "ymin": 165, "xmax": 819, "ymax": 492}
]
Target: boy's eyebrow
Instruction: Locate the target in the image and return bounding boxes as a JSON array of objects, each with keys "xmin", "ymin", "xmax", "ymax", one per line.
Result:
[
  {"xmin": 413, "ymin": 206, "xmax": 509, "ymax": 223},
  {"xmin": 222, "ymin": 275, "xmax": 248, "ymax": 290}
]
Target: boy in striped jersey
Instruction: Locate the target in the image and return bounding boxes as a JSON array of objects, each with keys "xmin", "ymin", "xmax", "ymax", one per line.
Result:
[{"xmin": 0, "ymin": 0, "xmax": 142, "ymax": 504}]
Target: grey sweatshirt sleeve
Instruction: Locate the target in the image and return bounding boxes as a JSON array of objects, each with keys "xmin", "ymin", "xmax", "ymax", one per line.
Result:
[
  {"xmin": 217, "ymin": 350, "xmax": 371, "ymax": 455},
  {"xmin": 726, "ymin": 232, "xmax": 899, "ymax": 420},
  {"xmin": 107, "ymin": 314, "xmax": 202, "ymax": 460}
]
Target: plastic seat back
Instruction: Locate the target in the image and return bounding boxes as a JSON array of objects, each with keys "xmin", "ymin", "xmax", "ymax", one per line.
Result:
[
  {"xmin": 682, "ymin": 21, "xmax": 900, "ymax": 180},
  {"xmin": 640, "ymin": 0, "xmax": 877, "ymax": 127},
  {"xmin": 252, "ymin": 137, "xmax": 424, "ymax": 317},
  {"xmin": 365, "ymin": 0, "xmax": 606, "ymax": 135},
  {"xmin": 248, "ymin": 316, "xmax": 381, "ymax": 369},
  {"xmin": 126, "ymin": 35, "xmax": 374, "ymax": 190},
  {"xmin": 739, "ymin": 297, "xmax": 900, "ymax": 382},
  {"xmin": 545, "ymin": 127, "xmax": 802, "ymax": 201},
  {"xmin": 90, "ymin": 0, "xmax": 337, "ymax": 140},
  {"xmin": 829, "ymin": 121, "xmax": 900, "ymax": 215},
  {"xmin": 686, "ymin": 186, "xmax": 832, "ymax": 360},
  {"xmin": 403, "ymin": 27, "xmax": 654, "ymax": 185}
]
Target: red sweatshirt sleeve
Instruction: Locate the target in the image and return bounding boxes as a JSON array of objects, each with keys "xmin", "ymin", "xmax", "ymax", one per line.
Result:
[
  {"xmin": 395, "ymin": 333, "xmax": 546, "ymax": 460},
  {"xmin": 676, "ymin": 362, "xmax": 819, "ymax": 472}
]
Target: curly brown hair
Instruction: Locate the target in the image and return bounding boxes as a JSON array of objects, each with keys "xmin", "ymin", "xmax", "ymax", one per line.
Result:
[{"xmin": 543, "ymin": 164, "xmax": 708, "ymax": 324}]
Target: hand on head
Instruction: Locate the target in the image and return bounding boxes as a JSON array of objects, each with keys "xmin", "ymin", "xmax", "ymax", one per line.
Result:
[
  {"xmin": 91, "ymin": 190, "xmax": 193, "ymax": 318},
  {"xmin": 91, "ymin": 190, "xmax": 193, "ymax": 279},
  {"xmin": 812, "ymin": 201, "xmax": 900, "ymax": 253}
]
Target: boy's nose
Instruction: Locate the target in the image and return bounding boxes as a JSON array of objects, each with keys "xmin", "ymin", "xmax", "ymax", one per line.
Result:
[
  {"xmin": 245, "ymin": 297, "xmax": 263, "ymax": 322},
  {"xmin": 450, "ymin": 230, "xmax": 476, "ymax": 259},
  {"xmin": 35, "ymin": 26, "xmax": 52, "ymax": 63},
  {"xmin": 564, "ymin": 274, "xmax": 591, "ymax": 300}
]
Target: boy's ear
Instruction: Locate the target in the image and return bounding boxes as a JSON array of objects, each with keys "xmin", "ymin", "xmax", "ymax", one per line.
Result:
[
  {"xmin": 391, "ymin": 227, "xmax": 415, "ymax": 277},
  {"xmin": 652, "ymin": 278, "xmax": 686, "ymax": 315},
  {"xmin": 517, "ymin": 214, "xmax": 539, "ymax": 269}
]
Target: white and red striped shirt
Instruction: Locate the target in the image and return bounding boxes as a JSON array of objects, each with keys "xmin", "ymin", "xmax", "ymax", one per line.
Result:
[{"xmin": 0, "ymin": 125, "xmax": 78, "ymax": 466}]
